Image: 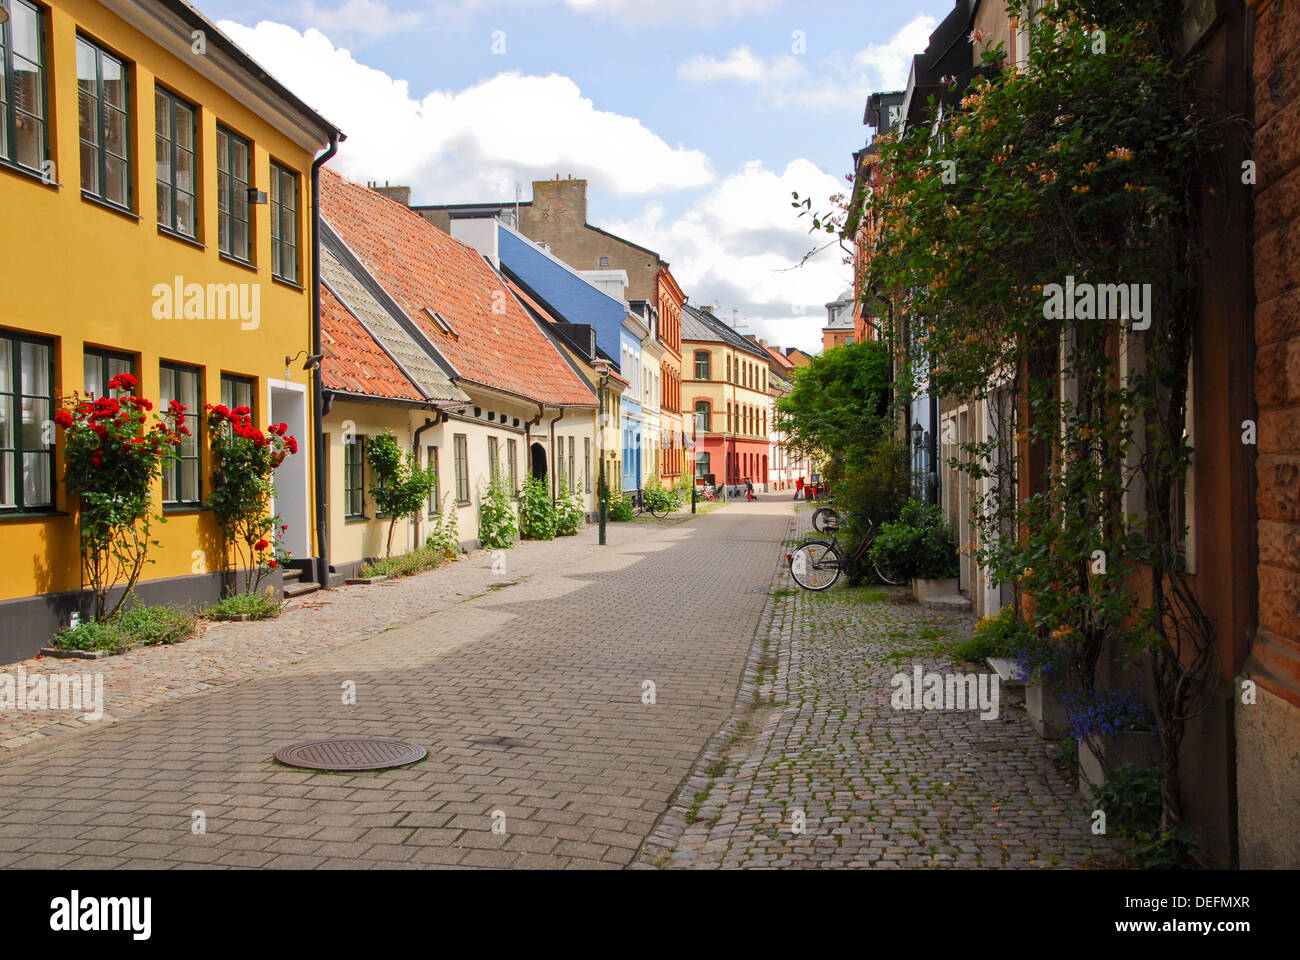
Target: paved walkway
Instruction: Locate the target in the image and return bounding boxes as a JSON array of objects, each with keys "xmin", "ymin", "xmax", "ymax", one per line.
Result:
[
  {"xmin": 0, "ymin": 501, "xmax": 789, "ymax": 869},
  {"xmin": 636, "ymin": 504, "xmax": 1118, "ymax": 868}
]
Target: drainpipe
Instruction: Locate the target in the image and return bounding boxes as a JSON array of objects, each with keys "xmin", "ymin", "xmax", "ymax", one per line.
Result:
[
  {"xmin": 547, "ymin": 408, "xmax": 564, "ymax": 501},
  {"xmin": 412, "ymin": 412, "xmax": 439, "ymax": 547},
  {"xmin": 310, "ymin": 132, "xmax": 340, "ymax": 588}
]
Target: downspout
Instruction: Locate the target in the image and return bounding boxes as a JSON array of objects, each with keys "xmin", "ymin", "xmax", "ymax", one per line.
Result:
[
  {"xmin": 412, "ymin": 412, "xmax": 440, "ymax": 547},
  {"xmin": 310, "ymin": 132, "xmax": 340, "ymax": 588}
]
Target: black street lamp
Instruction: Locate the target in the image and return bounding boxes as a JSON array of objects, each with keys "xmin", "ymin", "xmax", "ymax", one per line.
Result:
[{"xmin": 592, "ymin": 358, "xmax": 612, "ymax": 546}]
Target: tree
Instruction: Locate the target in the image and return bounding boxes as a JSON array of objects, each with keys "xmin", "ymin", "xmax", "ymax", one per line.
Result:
[{"xmin": 366, "ymin": 432, "xmax": 436, "ymax": 558}]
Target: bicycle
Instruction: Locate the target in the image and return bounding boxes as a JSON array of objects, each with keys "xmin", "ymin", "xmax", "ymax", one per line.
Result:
[
  {"xmin": 810, "ymin": 499, "xmax": 840, "ymax": 533},
  {"xmin": 630, "ymin": 488, "xmax": 670, "ymax": 519},
  {"xmin": 786, "ymin": 516, "xmax": 906, "ymax": 591}
]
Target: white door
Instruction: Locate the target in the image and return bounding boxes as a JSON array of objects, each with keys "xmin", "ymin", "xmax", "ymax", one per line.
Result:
[{"xmin": 270, "ymin": 382, "xmax": 311, "ymax": 560}]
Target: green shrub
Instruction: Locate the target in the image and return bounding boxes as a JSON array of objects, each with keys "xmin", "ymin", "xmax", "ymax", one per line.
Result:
[
  {"xmin": 841, "ymin": 438, "xmax": 912, "ymax": 546},
  {"xmin": 555, "ymin": 478, "xmax": 584, "ymax": 536},
  {"xmin": 518, "ymin": 476, "xmax": 557, "ymax": 540},
  {"xmin": 954, "ymin": 604, "xmax": 1028, "ymax": 663},
  {"xmin": 53, "ymin": 602, "xmax": 200, "ymax": 650},
  {"xmin": 367, "ymin": 431, "xmax": 438, "ymax": 558},
  {"xmin": 361, "ymin": 545, "xmax": 444, "ymax": 579},
  {"xmin": 426, "ymin": 492, "xmax": 461, "ymax": 559},
  {"xmin": 115, "ymin": 603, "xmax": 199, "ymax": 645},
  {"xmin": 643, "ymin": 476, "xmax": 680, "ymax": 513},
  {"xmin": 51, "ymin": 619, "xmax": 129, "ymax": 652},
  {"xmin": 205, "ymin": 591, "xmax": 282, "ymax": 621},
  {"xmin": 607, "ymin": 490, "xmax": 634, "ymax": 522},
  {"xmin": 477, "ymin": 470, "xmax": 518, "ymax": 549},
  {"xmin": 868, "ymin": 499, "xmax": 959, "ymax": 581}
]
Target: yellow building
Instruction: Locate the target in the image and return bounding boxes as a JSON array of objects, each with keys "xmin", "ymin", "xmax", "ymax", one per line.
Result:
[{"xmin": 0, "ymin": 0, "xmax": 340, "ymax": 658}]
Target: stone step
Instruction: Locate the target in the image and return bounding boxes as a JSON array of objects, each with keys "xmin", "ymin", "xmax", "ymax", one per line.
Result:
[
  {"xmin": 283, "ymin": 581, "xmax": 320, "ymax": 599},
  {"xmin": 922, "ymin": 594, "xmax": 973, "ymax": 612},
  {"xmin": 281, "ymin": 568, "xmax": 303, "ymax": 582}
]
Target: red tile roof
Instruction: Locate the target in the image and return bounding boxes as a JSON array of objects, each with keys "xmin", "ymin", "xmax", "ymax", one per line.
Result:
[
  {"xmin": 322, "ymin": 169, "xmax": 596, "ymax": 407},
  {"xmin": 321, "ymin": 285, "xmax": 424, "ymax": 401},
  {"xmin": 764, "ymin": 344, "xmax": 795, "ymax": 374}
]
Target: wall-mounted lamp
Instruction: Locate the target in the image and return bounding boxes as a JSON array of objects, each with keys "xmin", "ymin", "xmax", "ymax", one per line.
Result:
[
  {"xmin": 0, "ymin": 6, "xmax": 10, "ymax": 25},
  {"xmin": 248, "ymin": 187, "xmax": 268, "ymax": 205},
  {"xmin": 285, "ymin": 350, "xmax": 322, "ymax": 379}
]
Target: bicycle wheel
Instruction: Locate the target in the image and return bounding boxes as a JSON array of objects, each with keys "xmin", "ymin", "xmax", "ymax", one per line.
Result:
[
  {"xmin": 873, "ymin": 560, "xmax": 907, "ymax": 586},
  {"xmin": 788, "ymin": 540, "xmax": 843, "ymax": 591},
  {"xmin": 811, "ymin": 507, "xmax": 839, "ymax": 532},
  {"xmin": 651, "ymin": 504, "xmax": 669, "ymax": 518}
]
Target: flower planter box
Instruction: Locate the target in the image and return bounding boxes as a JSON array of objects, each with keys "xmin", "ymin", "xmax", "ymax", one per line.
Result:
[
  {"xmin": 1026, "ymin": 679, "xmax": 1069, "ymax": 739},
  {"xmin": 1078, "ymin": 729, "xmax": 1160, "ymax": 801},
  {"xmin": 912, "ymin": 577, "xmax": 959, "ymax": 603}
]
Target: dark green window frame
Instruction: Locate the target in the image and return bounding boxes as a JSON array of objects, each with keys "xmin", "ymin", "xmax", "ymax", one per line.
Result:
[
  {"xmin": 269, "ymin": 160, "xmax": 298, "ymax": 283},
  {"xmin": 159, "ymin": 362, "xmax": 200, "ymax": 506},
  {"xmin": 694, "ymin": 350, "xmax": 710, "ymax": 380},
  {"xmin": 507, "ymin": 438, "xmax": 518, "ymax": 494},
  {"xmin": 216, "ymin": 124, "xmax": 251, "ymax": 262},
  {"xmin": 76, "ymin": 34, "xmax": 131, "ymax": 209},
  {"xmin": 219, "ymin": 373, "xmax": 254, "ymax": 417},
  {"xmin": 155, "ymin": 86, "xmax": 197, "ymax": 238},
  {"xmin": 454, "ymin": 433, "xmax": 469, "ymax": 505},
  {"xmin": 695, "ymin": 400, "xmax": 711, "ymax": 434},
  {"xmin": 0, "ymin": 0, "xmax": 49, "ymax": 174},
  {"xmin": 83, "ymin": 347, "xmax": 134, "ymax": 399},
  {"xmin": 344, "ymin": 434, "xmax": 366, "ymax": 519},
  {"xmin": 0, "ymin": 330, "xmax": 55, "ymax": 512},
  {"xmin": 487, "ymin": 435, "xmax": 499, "ymax": 482}
]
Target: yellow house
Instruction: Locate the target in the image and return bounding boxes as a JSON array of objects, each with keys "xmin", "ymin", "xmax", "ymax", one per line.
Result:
[{"xmin": 0, "ymin": 0, "xmax": 340, "ymax": 659}]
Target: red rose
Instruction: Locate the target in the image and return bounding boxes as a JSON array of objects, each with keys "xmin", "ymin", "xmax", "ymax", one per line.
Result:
[
  {"xmin": 268, "ymin": 560, "xmax": 278, "ymax": 569},
  {"xmin": 255, "ymin": 538, "xmax": 270, "ymax": 551},
  {"xmin": 92, "ymin": 450, "xmax": 103, "ymax": 467},
  {"xmin": 54, "ymin": 410, "xmax": 73, "ymax": 428}
]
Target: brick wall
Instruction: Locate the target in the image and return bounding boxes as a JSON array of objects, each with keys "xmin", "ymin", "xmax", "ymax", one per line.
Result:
[{"xmin": 1241, "ymin": 0, "xmax": 1300, "ymax": 869}]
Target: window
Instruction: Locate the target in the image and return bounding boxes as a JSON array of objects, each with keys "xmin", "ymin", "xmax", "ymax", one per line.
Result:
[
  {"xmin": 0, "ymin": 0, "xmax": 48, "ymax": 172},
  {"xmin": 696, "ymin": 451, "xmax": 710, "ymax": 479},
  {"xmin": 344, "ymin": 434, "xmax": 366, "ymax": 518},
  {"xmin": 217, "ymin": 125, "xmax": 251, "ymax": 261},
  {"xmin": 454, "ymin": 433, "xmax": 469, "ymax": 504},
  {"xmin": 159, "ymin": 363, "xmax": 200, "ymax": 505},
  {"xmin": 726, "ymin": 355, "xmax": 731, "ymax": 382},
  {"xmin": 77, "ymin": 36, "xmax": 130, "ymax": 208},
  {"xmin": 155, "ymin": 87, "xmax": 196, "ymax": 237},
  {"xmin": 506, "ymin": 438, "xmax": 517, "ymax": 493},
  {"xmin": 83, "ymin": 348, "xmax": 134, "ymax": 398},
  {"xmin": 487, "ymin": 435, "xmax": 499, "ymax": 481},
  {"xmin": 584, "ymin": 437, "xmax": 591, "ymax": 494},
  {"xmin": 568, "ymin": 436, "xmax": 575, "ymax": 489},
  {"xmin": 0, "ymin": 332, "xmax": 54, "ymax": 510},
  {"xmin": 694, "ymin": 400, "xmax": 711, "ymax": 433},
  {"xmin": 220, "ymin": 373, "xmax": 254, "ymax": 416},
  {"xmin": 425, "ymin": 445, "xmax": 440, "ymax": 516},
  {"xmin": 598, "ymin": 256, "xmax": 609, "ymax": 267},
  {"xmin": 269, "ymin": 160, "xmax": 298, "ymax": 282}
]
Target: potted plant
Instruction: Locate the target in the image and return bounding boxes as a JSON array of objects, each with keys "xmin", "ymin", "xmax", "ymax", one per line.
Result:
[
  {"xmin": 1014, "ymin": 628, "xmax": 1071, "ymax": 740},
  {"xmin": 867, "ymin": 499, "xmax": 960, "ymax": 598},
  {"xmin": 1067, "ymin": 687, "xmax": 1159, "ymax": 800}
]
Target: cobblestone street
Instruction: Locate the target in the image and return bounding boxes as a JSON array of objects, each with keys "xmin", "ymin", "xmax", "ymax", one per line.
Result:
[
  {"xmin": 0, "ymin": 499, "xmax": 1116, "ymax": 869},
  {"xmin": 637, "ymin": 505, "xmax": 1119, "ymax": 869}
]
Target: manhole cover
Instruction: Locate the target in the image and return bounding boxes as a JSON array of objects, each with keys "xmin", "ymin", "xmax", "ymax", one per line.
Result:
[{"xmin": 273, "ymin": 737, "xmax": 426, "ymax": 771}]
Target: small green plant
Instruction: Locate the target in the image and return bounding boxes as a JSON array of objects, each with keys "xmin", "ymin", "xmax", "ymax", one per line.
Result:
[
  {"xmin": 517, "ymin": 476, "xmax": 557, "ymax": 540},
  {"xmin": 642, "ymin": 476, "xmax": 680, "ymax": 514},
  {"xmin": 367, "ymin": 431, "xmax": 438, "ymax": 558},
  {"xmin": 868, "ymin": 499, "xmax": 959, "ymax": 581},
  {"xmin": 361, "ymin": 545, "xmax": 445, "ymax": 579},
  {"xmin": 426, "ymin": 492, "xmax": 461, "ymax": 559},
  {"xmin": 954, "ymin": 604, "xmax": 1029, "ymax": 663},
  {"xmin": 477, "ymin": 468, "xmax": 518, "ymax": 549},
  {"xmin": 205, "ymin": 591, "xmax": 281, "ymax": 621},
  {"xmin": 607, "ymin": 490, "xmax": 634, "ymax": 522},
  {"xmin": 555, "ymin": 478, "xmax": 584, "ymax": 536},
  {"xmin": 53, "ymin": 602, "xmax": 201, "ymax": 650}
]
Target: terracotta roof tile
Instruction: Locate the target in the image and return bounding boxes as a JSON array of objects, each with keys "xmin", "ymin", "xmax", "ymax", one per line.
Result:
[
  {"xmin": 321, "ymin": 284, "xmax": 424, "ymax": 401},
  {"xmin": 322, "ymin": 169, "xmax": 596, "ymax": 407}
]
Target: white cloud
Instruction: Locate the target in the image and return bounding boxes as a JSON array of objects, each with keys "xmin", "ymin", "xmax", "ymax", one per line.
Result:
[
  {"xmin": 599, "ymin": 159, "xmax": 852, "ymax": 353},
  {"xmin": 562, "ymin": 0, "xmax": 781, "ymax": 28},
  {"xmin": 294, "ymin": 0, "xmax": 424, "ymax": 40},
  {"xmin": 677, "ymin": 13, "xmax": 936, "ymax": 112},
  {"xmin": 217, "ymin": 20, "xmax": 714, "ymax": 200}
]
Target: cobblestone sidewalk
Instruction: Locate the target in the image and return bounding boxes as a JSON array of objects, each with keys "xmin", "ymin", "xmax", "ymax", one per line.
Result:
[{"xmin": 636, "ymin": 506, "xmax": 1119, "ymax": 869}]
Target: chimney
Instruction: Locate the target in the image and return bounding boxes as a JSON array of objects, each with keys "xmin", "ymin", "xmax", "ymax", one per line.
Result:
[
  {"xmin": 531, "ymin": 177, "xmax": 587, "ymax": 225},
  {"xmin": 372, "ymin": 183, "xmax": 412, "ymax": 207},
  {"xmin": 700, "ymin": 305, "xmax": 714, "ymax": 315}
]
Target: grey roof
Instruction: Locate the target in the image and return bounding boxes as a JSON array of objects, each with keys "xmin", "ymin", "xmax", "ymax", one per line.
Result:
[
  {"xmin": 681, "ymin": 303, "xmax": 771, "ymax": 361},
  {"xmin": 319, "ymin": 246, "xmax": 469, "ymax": 404}
]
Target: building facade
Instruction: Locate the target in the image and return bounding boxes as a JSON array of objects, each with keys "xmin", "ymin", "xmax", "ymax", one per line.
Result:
[{"xmin": 0, "ymin": 0, "xmax": 340, "ymax": 658}]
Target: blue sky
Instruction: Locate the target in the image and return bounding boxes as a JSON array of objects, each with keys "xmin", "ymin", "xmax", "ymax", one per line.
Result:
[{"xmin": 203, "ymin": 0, "xmax": 947, "ymax": 351}]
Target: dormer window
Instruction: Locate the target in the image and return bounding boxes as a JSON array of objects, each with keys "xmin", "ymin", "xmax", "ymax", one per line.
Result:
[{"xmin": 422, "ymin": 307, "xmax": 458, "ymax": 338}]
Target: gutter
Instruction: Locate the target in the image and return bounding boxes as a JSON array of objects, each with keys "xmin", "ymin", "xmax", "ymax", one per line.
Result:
[
  {"xmin": 311, "ymin": 132, "xmax": 341, "ymax": 588},
  {"xmin": 413, "ymin": 414, "xmax": 442, "ymax": 548}
]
